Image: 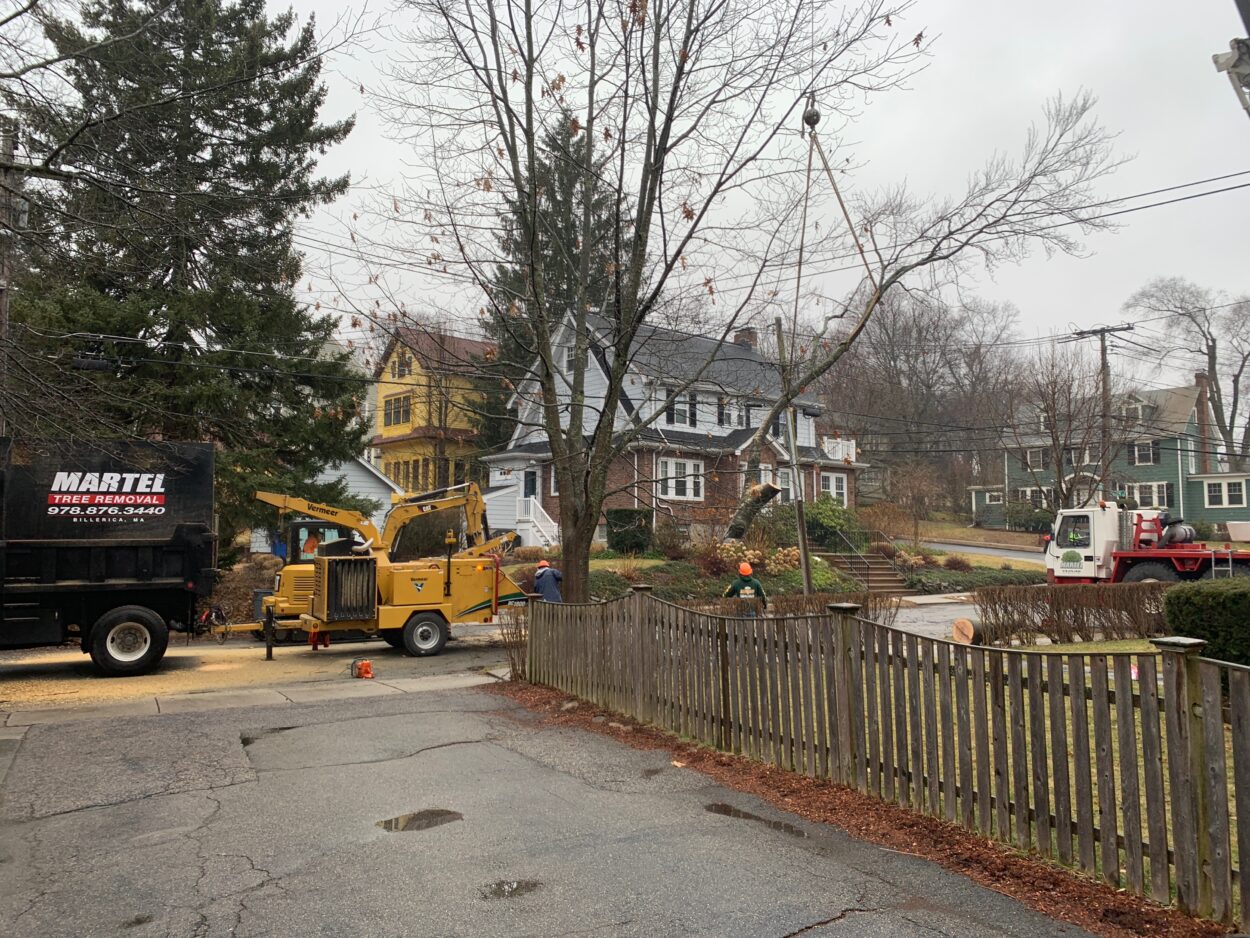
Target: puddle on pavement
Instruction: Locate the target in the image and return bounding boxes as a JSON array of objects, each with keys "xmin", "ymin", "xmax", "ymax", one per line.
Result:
[
  {"xmin": 240, "ymin": 726, "xmax": 297, "ymax": 747},
  {"xmin": 704, "ymin": 803, "xmax": 808, "ymax": 838},
  {"xmin": 376, "ymin": 809, "xmax": 463, "ymax": 832},
  {"xmin": 481, "ymin": 880, "xmax": 541, "ymax": 899}
]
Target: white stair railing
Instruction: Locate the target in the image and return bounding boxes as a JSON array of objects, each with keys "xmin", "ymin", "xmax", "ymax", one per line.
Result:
[{"xmin": 518, "ymin": 497, "xmax": 561, "ymax": 545}]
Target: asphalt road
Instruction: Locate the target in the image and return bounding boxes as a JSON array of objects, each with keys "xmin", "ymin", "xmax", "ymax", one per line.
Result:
[
  {"xmin": 0, "ymin": 626, "xmax": 508, "ymax": 712},
  {"xmin": 911, "ymin": 541, "xmax": 1044, "ymax": 565},
  {"xmin": 0, "ymin": 686, "xmax": 1091, "ymax": 938}
]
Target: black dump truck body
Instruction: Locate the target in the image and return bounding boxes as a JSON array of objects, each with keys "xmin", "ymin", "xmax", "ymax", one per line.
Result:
[{"xmin": 0, "ymin": 439, "xmax": 215, "ymax": 674}]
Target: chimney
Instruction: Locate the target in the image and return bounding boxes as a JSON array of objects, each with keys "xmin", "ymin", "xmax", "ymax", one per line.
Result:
[
  {"xmin": 734, "ymin": 327, "xmax": 758, "ymax": 349},
  {"xmin": 1195, "ymin": 371, "xmax": 1212, "ymax": 474}
]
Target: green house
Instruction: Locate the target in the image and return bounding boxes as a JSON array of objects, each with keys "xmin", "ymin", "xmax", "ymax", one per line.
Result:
[{"xmin": 970, "ymin": 376, "xmax": 1250, "ymax": 533}]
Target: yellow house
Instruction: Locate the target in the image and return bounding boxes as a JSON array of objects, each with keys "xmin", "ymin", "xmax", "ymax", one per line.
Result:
[{"xmin": 373, "ymin": 328, "xmax": 495, "ymax": 492}]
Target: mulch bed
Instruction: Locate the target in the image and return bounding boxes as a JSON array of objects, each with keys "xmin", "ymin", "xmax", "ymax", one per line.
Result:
[{"xmin": 481, "ymin": 680, "xmax": 1231, "ymax": 938}]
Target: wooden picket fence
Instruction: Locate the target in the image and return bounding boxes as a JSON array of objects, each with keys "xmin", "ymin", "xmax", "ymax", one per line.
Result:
[{"xmin": 527, "ymin": 588, "xmax": 1250, "ymax": 926}]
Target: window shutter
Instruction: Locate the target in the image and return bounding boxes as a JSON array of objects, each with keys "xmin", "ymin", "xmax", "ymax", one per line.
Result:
[
  {"xmin": 688, "ymin": 393, "xmax": 697, "ymax": 427},
  {"xmin": 664, "ymin": 389, "xmax": 676, "ymax": 425},
  {"xmin": 1151, "ymin": 440, "xmax": 1161, "ymax": 464}
]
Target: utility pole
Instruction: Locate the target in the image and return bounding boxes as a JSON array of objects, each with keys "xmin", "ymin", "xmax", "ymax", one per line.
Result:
[
  {"xmin": 1069, "ymin": 323, "xmax": 1134, "ymax": 501},
  {"xmin": 774, "ymin": 316, "xmax": 813, "ymax": 595},
  {"xmin": 0, "ymin": 120, "xmax": 15, "ymax": 439}
]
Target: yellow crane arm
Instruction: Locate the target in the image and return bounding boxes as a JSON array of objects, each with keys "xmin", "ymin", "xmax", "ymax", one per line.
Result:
[
  {"xmin": 379, "ymin": 483, "xmax": 496, "ymax": 553},
  {"xmin": 254, "ymin": 491, "xmax": 382, "ymax": 545}
]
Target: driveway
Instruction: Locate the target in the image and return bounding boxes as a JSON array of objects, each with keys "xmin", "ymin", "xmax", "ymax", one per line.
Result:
[{"xmin": 0, "ymin": 684, "xmax": 1091, "ymax": 937}]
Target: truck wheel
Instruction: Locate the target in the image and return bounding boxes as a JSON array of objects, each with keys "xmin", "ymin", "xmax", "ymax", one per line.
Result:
[
  {"xmin": 1122, "ymin": 562, "xmax": 1179, "ymax": 583},
  {"xmin": 88, "ymin": 606, "xmax": 169, "ymax": 676},
  {"xmin": 401, "ymin": 613, "xmax": 448, "ymax": 657}
]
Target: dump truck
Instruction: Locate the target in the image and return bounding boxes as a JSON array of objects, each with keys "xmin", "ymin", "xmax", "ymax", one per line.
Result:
[
  {"xmin": 0, "ymin": 438, "xmax": 216, "ymax": 674},
  {"xmin": 1045, "ymin": 502, "xmax": 1250, "ymax": 583}
]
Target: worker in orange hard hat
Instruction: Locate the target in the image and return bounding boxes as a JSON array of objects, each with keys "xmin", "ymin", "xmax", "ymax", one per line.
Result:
[
  {"xmin": 534, "ymin": 558, "xmax": 563, "ymax": 602},
  {"xmin": 724, "ymin": 561, "xmax": 767, "ymax": 612}
]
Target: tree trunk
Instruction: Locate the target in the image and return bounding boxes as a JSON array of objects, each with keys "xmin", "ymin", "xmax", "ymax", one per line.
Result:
[
  {"xmin": 559, "ymin": 518, "xmax": 596, "ymax": 603},
  {"xmin": 724, "ymin": 481, "xmax": 782, "ymax": 541}
]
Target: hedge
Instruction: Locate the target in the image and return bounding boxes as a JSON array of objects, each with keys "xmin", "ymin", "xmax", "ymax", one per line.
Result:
[
  {"xmin": 1164, "ymin": 577, "xmax": 1250, "ymax": 666},
  {"xmin": 974, "ymin": 582, "xmax": 1172, "ymax": 647},
  {"xmin": 904, "ymin": 567, "xmax": 1046, "ymax": 594},
  {"xmin": 605, "ymin": 508, "xmax": 652, "ymax": 554}
]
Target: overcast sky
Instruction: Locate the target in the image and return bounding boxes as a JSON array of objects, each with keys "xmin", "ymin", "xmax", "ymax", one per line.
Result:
[{"xmin": 292, "ymin": 0, "xmax": 1250, "ymax": 358}]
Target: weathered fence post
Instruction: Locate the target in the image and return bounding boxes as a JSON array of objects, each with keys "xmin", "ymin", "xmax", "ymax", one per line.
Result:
[
  {"xmin": 828, "ymin": 602, "xmax": 861, "ymax": 787},
  {"xmin": 1152, "ymin": 635, "xmax": 1211, "ymax": 917},
  {"xmin": 631, "ymin": 585, "xmax": 653, "ymax": 723},
  {"xmin": 526, "ymin": 593, "xmax": 543, "ymax": 684}
]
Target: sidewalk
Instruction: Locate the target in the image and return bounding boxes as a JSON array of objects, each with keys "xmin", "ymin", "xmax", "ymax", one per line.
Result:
[{"xmin": 0, "ymin": 668, "xmax": 506, "ymax": 728}]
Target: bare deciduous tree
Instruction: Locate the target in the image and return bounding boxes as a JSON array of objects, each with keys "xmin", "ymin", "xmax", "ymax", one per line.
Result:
[
  {"xmin": 1006, "ymin": 342, "xmax": 1122, "ymax": 510},
  {"xmin": 1125, "ymin": 276, "xmax": 1250, "ymax": 471}
]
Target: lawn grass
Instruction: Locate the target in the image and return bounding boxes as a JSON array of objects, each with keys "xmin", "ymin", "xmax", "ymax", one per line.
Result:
[{"xmin": 918, "ymin": 521, "xmax": 1042, "ymax": 549}]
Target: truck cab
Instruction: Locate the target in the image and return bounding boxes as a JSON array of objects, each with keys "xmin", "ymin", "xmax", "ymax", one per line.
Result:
[
  {"xmin": 1047, "ymin": 507, "xmax": 1123, "ymax": 581},
  {"xmin": 263, "ymin": 519, "xmax": 360, "ymax": 624},
  {"xmin": 1047, "ymin": 503, "xmax": 1249, "ymax": 583}
]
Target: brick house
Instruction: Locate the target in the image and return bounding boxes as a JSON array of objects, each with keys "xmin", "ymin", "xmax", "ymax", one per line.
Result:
[{"xmin": 481, "ymin": 319, "xmax": 864, "ymax": 545}]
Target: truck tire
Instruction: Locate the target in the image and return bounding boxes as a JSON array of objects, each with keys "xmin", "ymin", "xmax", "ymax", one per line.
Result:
[
  {"xmin": 88, "ymin": 606, "xmax": 169, "ymax": 676},
  {"xmin": 381, "ymin": 630, "xmax": 404, "ymax": 649},
  {"xmin": 401, "ymin": 613, "xmax": 448, "ymax": 657},
  {"xmin": 1121, "ymin": 562, "xmax": 1179, "ymax": 583}
]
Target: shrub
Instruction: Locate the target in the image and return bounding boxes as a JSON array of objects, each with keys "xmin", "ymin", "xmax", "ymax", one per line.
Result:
[
  {"xmin": 870, "ymin": 541, "xmax": 899, "ymax": 560},
  {"xmin": 1164, "ymin": 577, "xmax": 1250, "ymax": 666},
  {"xmin": 905, "ymin": 567, "xmax": 1046, "ymax": 595},
  {"xmin": 653, "ymin": 518, "xmax": 690, "ymax": 560},
  {"xmin": 588, "ymin": 569, "xmax": 631, "ymax": 601},
  {"xmin": 1004, "ymin": 501, "xmax": 1054, "ymax": 534},
  {"xmin": 804, "ymin": 496, "xmax": 860, "ymax": 549},
  {"xmin": 693, "ymin": 543, "xmax": 734, "ymax": 578},
  {"xmin": 745, "ymin": 502, "xmax": 799, "ymax": 550},
  {"xmin": 1190, "ymin": 520, "xmax": 1216, "ymax": 542},
  {"xmin": 512, "ymin": 546, "xmax": 548, "ymax": 564},
  {"xmin": 606, "ymin": 508, "xmax": 652, "ymax": 554},
  {"xmin": 943, "ymin": 555, "xmax": 974, "ymax": 572},
  {"xmin": 974, "ymin": 582, "xmax": 1173, "ymax": 646},
  {"xmin": 764, "ymin": 546, "xmax": 801, "ymax": 575}
]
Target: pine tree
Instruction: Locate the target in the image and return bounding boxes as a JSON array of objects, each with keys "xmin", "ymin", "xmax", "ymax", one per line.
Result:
[
  {"xmin": 13, "ymin": 0, "xmax": 367, "ymax": 549},
  {"xmin": 486, "ymin": 112, "xmax": 620, "ymax": 379}
]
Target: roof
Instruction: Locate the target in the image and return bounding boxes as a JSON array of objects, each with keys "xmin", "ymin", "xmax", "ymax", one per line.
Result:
[
  {"xmin": 1013, "ymin": 383, "xmax": 1202, "ymax": 446},
  {"xmin": 585, "ymin": 315, "xmax": 822, "ymax": 411},
  {"xmin": 374, "ymin": 328, "xmax": 495, "ymax": 378}
]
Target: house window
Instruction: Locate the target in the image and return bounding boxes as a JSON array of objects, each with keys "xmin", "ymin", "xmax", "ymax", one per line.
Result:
[
  {"xmin": 565, "ymin": 345, "xmax": 576, "ymax": 373},
  {"xmin": 383, "ymin": 399, "xmax": 393, "ymax": 427},
  {"xmin": 1205, "ymin": 479, "xmax": 1248, "ymax": 508},
  {"xmin": 717, "ymin": 397, "xmax": 729, "ymax": 426},
  {"xmin": 820, "ymin": 472, "xmax": 847, "ymax": 507},
  {"xmin": 986, "ymin": 491, "xmax": 1004, "ymax": 505},
  {"xmin": 1133, "ymin": 441, "xmax": 1160, "ymax": 466},
  {"xmin": 1063, "ymin": 447, "xmax": 1089, "ymax": 469},
  {"xmin": 778, "ymin": 468, "xmax": 792, "ymax": 503},
  {"xmin": 741, "ymin": 463, "xmax": 773, "ymax": 492},
  {"xmin": 658, "ymin": 458, "xmax": 704, "ymax": 501},
  {"xmin": 1127, "ymin": 482, "xmax": 1175, "ymax": 509},
  {"xmin": 454, "ymin": 460, "xmax": 466, "ymax": 486},
  {"xmin": 1023, "ymin": 448, "xmax": 1044, "ymax": 470},
  {"xmin": 1039, "ymin": 409, "xmax": 1053, "ymax": 433},
  {"xmin": 687, "ymin": 393, "xmax": 698, "ymax": 428},
  {"xmin": 550, "ymin": 467, "xmax": 559, "ymax": 496},
  {"xmin": 742, "ymin": 404, "xmax": 754, "ymax": 428},
  {"xmin": 1188, "ymin": 440, "xmax": 1197, "ymax": 474},
  {"xmin": 1123, "ymin": 402, "xmax": 1143, "ymax": 424}
]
